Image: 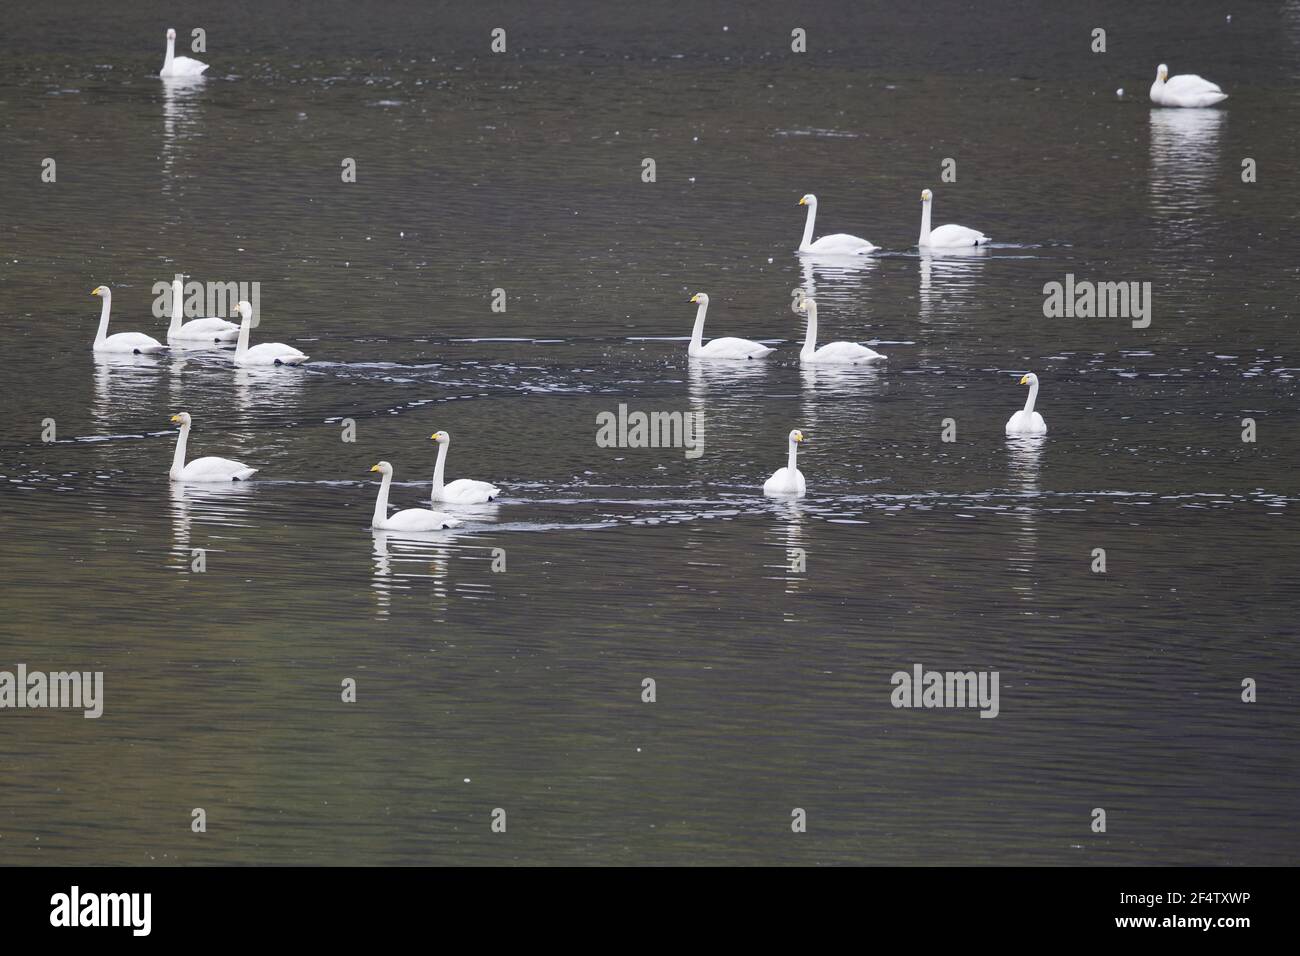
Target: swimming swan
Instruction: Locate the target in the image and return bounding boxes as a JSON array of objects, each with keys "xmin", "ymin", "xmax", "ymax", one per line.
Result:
[
  {"xmin": 169, "ymin": 412, "xmax": 257, "ymax": 481},
  {"xmin": 430, "ymin": 431, "xmax": 500, "ymax": 503},
  {"xmin": 1149, "ymin": 63, "xmax": 1227, "ymax": 108},
  {"xmin": 1005, "ymin": 373, "xmax": 1048, "ymax": 436},
  {"xmin": 91, "ymin": 286, "xmax": 166, "ymax": 354},
  {"xmin": 370, "ymin": 461, "xmax": 462, "ymax": 530},
  {"xmin": 233, "ymin": 301, "xmax": 309, "ymax": 366},
  {"xmin": 797, "ymin": 194, "xmax": 877, "ymax": 255},
  {"xmin": 167, "ymin": 277, "xmax": 239, "ymax": 343},
  {"xmin": 797, "ymin": 296, "xmax": 885, "ymax": 364},
  {"xmin": 763, "ymin": 429, "xmax": 807, "ymax": 497},
  {"xmin": 160, "ymin": 28, "xmax": 209, "ymax": 78},
  {"xmin": 687, "ymin": 293, "xmax": 774, "ymax": 360},
  {"xmin": 918, "ymin": 188, "xmax": 989, "ymax": 248}
]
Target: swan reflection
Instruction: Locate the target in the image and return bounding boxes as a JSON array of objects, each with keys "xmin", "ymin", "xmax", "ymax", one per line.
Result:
[
  {"xmin": 1004, "ymin": 436, "xmax": 1044, "ymax": 593},
  {"xmin": 371, "ymin": 527, "xmax": 463, "ymax": 620},
  {"xmin": 1149, "ymin": 108, "xmax": 1225, "ymax": 225}
]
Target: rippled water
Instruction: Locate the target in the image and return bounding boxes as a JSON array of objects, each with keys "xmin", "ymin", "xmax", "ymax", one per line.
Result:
[{"xmin": 1, "ymin": 1, "xmax": 1297, "ymax": 865}]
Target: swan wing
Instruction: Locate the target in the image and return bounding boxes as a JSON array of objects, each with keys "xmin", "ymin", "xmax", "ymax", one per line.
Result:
[
  {"xmin": 97, "ymin": 332, "xmax": 166, "ymax": 353},
  {"xmin": 173, "ymin": 317, "xmax": 239, "ymax": 341},
  {"xmin": 162, "ymin": 57, "xmax": 209, "ymax": 77},
  {"xmin": 383, "ymin": 508, "xmax": 462, "ymax": 531},
  {"xmin": 240, "ymin": 343, "xmax": 309, "ymax": 365},
  {"xmin": 1005, "ymin": 411, "xmax": 1048, "ymax": 436},
  {"xmin": 696, "ymin": 336, "xmax": 775, "ymax": 359},
  {"xmin": 811, "ymin": 341, "xmax": 885, "ymax": 364},
  {"xmin": 804, "ymin": 233, "xmax": 877, "ymax": 255},
  {"xmin": 764, "ymin": 466, "xmax": 806, "ymax": 497},
  {"xmin": 180, "ymin": 456, "xmax": 257, "ymax": 481},
  {"xmin": 928, "ymin": 223, "xmax": 988, "ymax": 247},
  {"xmin": 1167, "ymin": 73, "xmax": 1222, "ymax": 95},
  {"xmin": 440, "ymin": 479, "xmax": 500, "ymax": 503}
]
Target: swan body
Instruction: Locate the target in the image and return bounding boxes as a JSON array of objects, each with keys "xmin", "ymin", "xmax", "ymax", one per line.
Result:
[
  {"xmin": 764, "ymin": 429, "xmax": 807, "ymax": 497},
  {"xmin": 430, "ymin": 430, "xmax": 500, "ymax": 503},
  {"xmin": 1150, "ymin": 63, "xmax": 1226, "ymax": 108},
  {"xmin": 160, "ymin": 28, "xmax": 208, "ymax": 77},
  {"xmin": 1005, "ymin": 373, "xmax": 1048, "ymax": 436},
  {"xmin": 167, "ymin": 278, "xmax": 239, "ymax": 343},
  {"xmin": 687, "ymin": 293, "xmax": 774, "ymax": 360},
  {"xmin": 796, "ymin": 296, "xmax": 885, "ymax": 364},
  {"xmin": 90, "ymin": 286, "xmax": 166, "ymax": 354},
  {"xmin": 370, "ymin": 461, "xmax": 462, "ymax": 530},
  {"xmin": 797, "ymin": 194, "xmax": 877, "ymax": 255},
  {"xmin": 169, "ymin": 412, "xmax": 257, "ymax": 481},
  {"xmin": 918, "ymin": 188, "xmax": 989, "ymax": 248},
  {"xmin": 232, "ymin": 301, "xmax": 309, "ymax": 366}
]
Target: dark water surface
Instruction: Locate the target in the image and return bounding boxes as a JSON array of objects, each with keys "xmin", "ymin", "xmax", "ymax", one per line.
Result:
[{"xmin": 1, "ymin": 1, "xmax": 1297, "ymax": 864}]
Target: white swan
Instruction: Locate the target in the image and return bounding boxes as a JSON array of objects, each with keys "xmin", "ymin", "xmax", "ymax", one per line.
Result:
[
  {"xmin": 918, "ymin": 188, "xmax": 989, "ymax": 248},
  {"xmin": 763, "ymin": 429, "xmax": 807, "ymax": 497},
  {"xmin": 797, "ymin": 194, "xmax": 877, "ymax": 255},
  {"xmin": 430, "ymin": 430, "xmax": 500, "ymax": 503},
  {"xmin": 797, "ymin": 296, "xmax": 885, "ymax": 364},
  {"xmin": 687, "ymin": 293, "xmax": 774, "ymax": 360},
  {"xmin": 371, "ymin": 461, "xmax": 462, "ymax": 530},
  {"xmin": 1150, "ymin": 63, "xmax": 1227, "ymax": 108},
  {"xmin": 160, "ymin": 28, "xmax": 208, "ymax": 78},
  {"xmin": 169, "ymin": 412, "xmax": 257, "ymax": 481},
  {"xmin": 1005, "ymin": 373, "xmax": 1048, "ymax": 436},
  {"xmin": 90, "ymin": 286, "xmax": 166, "ymax": 354},
  {"xmin": 233, "ymin": 301, "xmax": 309, "ymax": 366},
  {"xmin": 167, "ymin": 277, "xmax": 239, "ymax": 344}
]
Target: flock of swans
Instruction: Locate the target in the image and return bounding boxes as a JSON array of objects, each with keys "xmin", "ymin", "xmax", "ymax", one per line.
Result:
[{"xmin": 91, "ymin": 31, "xmax": 1229, "ymax": 523}]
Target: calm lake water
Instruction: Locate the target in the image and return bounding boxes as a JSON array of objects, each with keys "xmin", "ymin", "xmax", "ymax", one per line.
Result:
[{"xmin": 1, "ymin": 1, "xmax": 1297, "ymax": 865}]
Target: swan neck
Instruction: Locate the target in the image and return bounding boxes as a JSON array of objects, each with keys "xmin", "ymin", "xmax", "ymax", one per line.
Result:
[
  {"xmin": 787, "ymin": 439, "xmax": 799, "ymax": 473},
  {"xmin": 168, "ymin": 279, "xmax": 183, "ymax": 335},
  {"xmin": 801, "ymin": 302, "xmax": 818, "ymax": 356},
  {"xmin": 800, "ymin": 203, "xmax": 816, "ymax": 250},
  {"xmin": 431, "ymin": 441, "xmax": 448, "ymax": 494},
  {"xmin": 165, "ymin": 34, "xmax": 175, "ymax": 67},
  {"xmin": 690, "ymin": 302, "xmax": 707, "ymax": 349},
  {"xmin": 919, "ymin": 200, "xmax": 932, "ymax": 246},
  {"xmin": 1023, "ymin": 381, "xmax": 1039, "ymax": 414},
  {"xmin": 94, "ymin": 293, "xmax": 111, "ymax": 345},
  {"xmin": 170, "ymin": 423, "xmax": 189, "ymax": 479},
  {"xmin": 372, "ymin": 472, "xmax": 391, "ymax": 527},
  {"xmin": 235, "ymin": 312, "xmax": 251, "ymax": 356}
]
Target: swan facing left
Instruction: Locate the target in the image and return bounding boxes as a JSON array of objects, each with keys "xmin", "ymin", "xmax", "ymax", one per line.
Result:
[
  {"xmin": 160, "ymin": 28, "xmax": 209, "ymax": 78},
  {"xmin": 764, "ymin": 429, "xmax": 807, "ymax": 497},
  {"xmin": 1149, "ymin": 64, "xmax": 1227, "ymax": 108},
  {"xmin": 167, "ymin": 277, "xmax": 239, "ymax": 344},
  {"xmin": 91, "ymin": 286, "xmax": 166, "ymax": 354},
  {"xmin": 169, "ymin": 412, "xmax": 257, "ymax": 481},
  {"xmin": 687, "ymin": 293, "xmax": 774, "ymax": 360},
  {"xmin": 232, "ymin": 301, "xmax": 310, "ymax": 366},
  {"xmin": 918, "ymin": 188, "xmax": 990, "ymax": 248},
  {"xmin": 370, "ymin": 461, "xmax": 462, "ymax": 531},
  {"xmin": 430, "ymin": 431, "xmax": 501, "ymax": 503},
  {"xmin": 797, "ymin": 194, "xmax": 877, "ymax": 255}
]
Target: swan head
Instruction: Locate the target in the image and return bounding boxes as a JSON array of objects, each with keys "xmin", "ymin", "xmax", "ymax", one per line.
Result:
[
  {"xmin": 233, "ymin": 300, "xmax": 252, "ymax": 322},
  {"xmin": 798, "ymin": 194, "xmax": 816, "ymax": 207},
  {"xmin": 690, "ymin": 292, "xmax": 709, "ymax": 305},
  {"xmin": 920, "ymin": 188, "xmax": 933, "ymax": 203},
  {"xmin": 1156, "ymin": 63, "xmax": 1168, "ymax": 82},
  {"xmin": 170, "ymin": 412, "xmax": 192, "ymax": 426},
  {"xmin": 370, "ymin": 461, "xmax": 393, "ymax": 476},
  {"xmin": 795, "ymin": 295, "xmax": 814, "ymax": 313},
  {"xmin": 430, "ymin": 430, "xmax": 450, "ymax": 445},
  {"xmin": 91, "ymin": 285, "xmax": 108, "ymax": 297},
  {"xmin": 1019, "ymin": 373, "xmax": 1038, "ymax": 386},
  {"xmin": 167, "ymin": 28, "xmax": 177, "ymax": 40},
  {"xmin": 789, "ymin": 429, "xmax": 806, "ymax": 444}
]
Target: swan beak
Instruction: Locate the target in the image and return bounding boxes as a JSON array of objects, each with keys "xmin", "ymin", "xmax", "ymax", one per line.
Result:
[
  {"xmin": 1018, "ymin": 375, "xmax": 1030, "ymax": 385},
  {"xmin": 369, "ymin": 464, "xmax": 380, "ymax": 472},
  {"xmin": 169, "ymin": 414, "xmax": 182, "ymax": 423},
  {"xmin": 90, "ymin": 288, "xmax": 99, "ymax": 296},
  {"xmin": 690, "ymin": 294, "xmax": 700, "ymax": 303},
  {"xmin": 797, "ymin": 197, "xmax": 807, "ymax": 206}
]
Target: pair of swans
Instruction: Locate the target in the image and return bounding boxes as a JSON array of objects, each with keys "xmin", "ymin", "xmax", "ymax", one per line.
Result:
[
  {"xmin": 687, "ymin": 293, "xmax": 884, "ymax": 364},
  {"xmin": 797, "ymin": 190, "xmax": 989, "ymax": 253},
  {"xmin": 1149, "ymin": 64, "xmax": 1227, "ymax": 108},
  {"xmin": 160, "ymin": 28, "xmax": 208, "ymax": 78},
  {"xmin": 372, "ymin": 431, "xmax": 500, "ymax": 530},
  {"xmin": 90, "ymin": 287, "xmax": 308, "ymax": 365}
]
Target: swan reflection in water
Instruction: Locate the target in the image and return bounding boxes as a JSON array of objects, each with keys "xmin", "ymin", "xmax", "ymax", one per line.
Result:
[
  {"xmin": 168, "ymin": 479, "xmax": 258, "ymax": 570},
  {"xmin": 918, "ymin": 248, "xmax": 991, "ymax": 323},
  {"xmin": 161, "ymin": 75, "xmax": 207, "ymax": 189},
  {"xmin": 1004, "ymin": 436, "xmax": 1044, "ymax": 598},
  {"xmin": 371, "ymin": 527, "xmax": 465, "ymax": 620},
  {"xmin": 92, "ymin": 353, "xmax": 166, "ymax": 426},
  {"xmin": 766, "ymin": 498, "xmax": 808, "ymax": 620},
  {"xmin": 1149, "ymin": 108, "xmax": 1225, "ymax": 227},
  {"xmin": 234, "ymin": 364, "xmax": 308, "ymax": 412}
]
